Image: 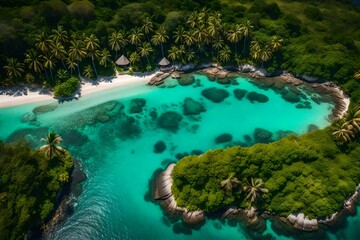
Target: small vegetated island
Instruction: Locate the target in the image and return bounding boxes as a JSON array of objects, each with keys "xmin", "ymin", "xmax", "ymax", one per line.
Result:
[{"xmin": 0, "ymin": 0, "xmax": 360, "ymax": 238}]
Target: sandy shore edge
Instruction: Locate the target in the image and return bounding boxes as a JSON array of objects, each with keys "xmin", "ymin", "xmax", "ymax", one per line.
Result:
[{"xmin": 0, "ymin": 73, "xmax": 157, "ymax": 108}]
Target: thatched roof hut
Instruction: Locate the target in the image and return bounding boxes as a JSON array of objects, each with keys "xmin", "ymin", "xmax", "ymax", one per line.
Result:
[
  {"xmin": 158, "ymin": 57, "xmax": 170, "ymax": 66},
  {"xmin": 116, "ymin": 55, "xmax": 130, "ymax": 66}
]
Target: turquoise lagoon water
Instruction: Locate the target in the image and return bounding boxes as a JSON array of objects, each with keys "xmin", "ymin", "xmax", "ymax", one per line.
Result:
[{"xmin": 0, "ymin": 74, "xmax": 356, "ymax": 239}]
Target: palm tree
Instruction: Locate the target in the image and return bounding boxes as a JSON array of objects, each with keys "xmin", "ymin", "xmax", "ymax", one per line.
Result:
[
  {"xmin": 184, "ymin": 29, "xmax": 196, "ymax": 48},
  {"xmin": 227, "ymin": 24, "xmax": 242, "ymax": 54},
  {"xmin": 43, "ymin": 55, "xmax": 56, "ymax": 81},
  {"xmin": 250, "ymin": 41, "xmax": 261, "ymax": 61},
  {"xmin": 51, "ymin": 42, "xmax": 67, "ymax": 69},
  {"xmin": 35, "ymin": 32, "xmax": 53, "ymax": 54},
  {"xmin": 343, "ymin": 107, "xmax": 360, "ymax": 133},
  {"xmin": 24, "ymin": 49, "xmax": 44, "ymax": 75},
  {"xmin": 4, "ymin": 58, "xmax": 25, "ymax": 79},
  {"xmin": 186, "ymin": 48, "xmax": 196, "ymax": 62},
  {"xmin": 260, "ymin": 46, "xmax": 273, "ymax": 66},
  {"xmin": 186, "ymin": 11, "xmax": 198, "ymax": 28},
  {"xmin": 219, "ymin": 45, "xmax": 231, "ymax": 63},
  {"xmin": 65, "ymin": 57, "xmax": 78, "ymax": 76},
  {"xmin": 40, "ymin": 131, "xmax": 66, "ymax": 159},
  {"xmin": 220, "ymin": 173, "xmax": 241, "ymax": 194},
  {"xmin": 240, "ymin": 20, "xmax": 254, "ymax": 55},
  {"xmin": 83, "ymin": 65, "xmax": 94, "ymax": 79},
  {"xmin": 168, "ymin": 46, "xmax": 180, "ymax": 63},
  {"xmin": 56, "ymin": 69, "xmax": 69, "ymax": 81},
  {"xmin": 99, "ymin": 48, "xmax": 111, "ymax": 68},
  {"xmin": 332, "ymin": 123, "xmax": 355, "ymax": 143},
  {"xmin": 108, "ymin": 31, "xmax": 123, "ymax": 60},
  {"xmin": 270, "ymin": 36, "xmax": 283, "ymax": 52},
  {"xmin": 174, "ymin": 26, "xmax": 186, "ymax": 44},
  {"xmin": 129, "ymin": 51, "xmax": 140, "ymax": 68},
  {"xmin": 128, "ymin": 27, "xmax": 144, "ymax": 47},
  {"xmin": 354, "ymin": 71, "xmax": 360, "ymax": 80},
  {"xmin": 151, "ymin": 26, "xmax": 168, "ymax": 58},
  {"xmin": 193, "ymin": 25, "xmax": 209, "ymax": 45},
  {"xmin": 51, "ymin": 26, "xmax": 68, "ymax": 44},
  {"xmin": 84, "ymin": 34, "xmax": 100, "ymax": 79},
  {"xmin": 244, "ymin": 178, "xmax": 269, "ymax": 206},
  {"xmin": 142, "ymin": 17, "xmax": 154, "ymax": 41},
  {"xmin": 69, "ymin": 40, "xmax": 87, "ymax": 77},
  {"xmin": 138, "ymin": 42, "xmax": 153, "ymax": 66}
]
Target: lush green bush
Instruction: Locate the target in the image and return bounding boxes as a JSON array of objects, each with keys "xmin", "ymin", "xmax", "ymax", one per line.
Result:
[
  {"xmin": 172, "ymin": 130, "xmax": 360, "ymax": 218},
  {"xmin": 0, "ymin": 141, "xmax": 73, "ymax": 240},
  {"xmin": 53, "ymin": 77, "xmax": 80, "ymax": 97}
]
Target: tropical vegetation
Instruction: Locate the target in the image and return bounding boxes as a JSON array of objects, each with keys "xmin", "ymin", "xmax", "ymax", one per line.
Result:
[
  {"xmin": 0, "ymin": 0, "xmax": 359, "ymax": 104},
  {"xmin": 53, "ymin": 76, "xmax": 79, "ymax": 97},
  {"xmin": 172, "ymin": 124, "xmax": 360, "ymax": 218},
  {"xmin": 0, "ymin": 134, "xmax": 73, "ymax": 240}
]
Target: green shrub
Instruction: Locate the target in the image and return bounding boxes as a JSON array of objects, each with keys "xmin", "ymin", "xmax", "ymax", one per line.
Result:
[{"xmin": 53, "ymin": 77, "xmax": 80, "ymax": 97}]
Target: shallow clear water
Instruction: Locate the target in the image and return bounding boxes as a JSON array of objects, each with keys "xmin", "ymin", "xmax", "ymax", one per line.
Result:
[{"xmin": 0, "ymin": 74, "xmax": 356, "ymax": 239}]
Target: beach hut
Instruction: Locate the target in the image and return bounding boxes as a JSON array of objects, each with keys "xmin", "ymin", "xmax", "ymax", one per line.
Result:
[
  {"xmin": 116, "ymin": 55, "xmax": 130, "ymax": 67},
  {"xmin": 158, "ymin": 57, "xmax": 171, "ymax": 71}
]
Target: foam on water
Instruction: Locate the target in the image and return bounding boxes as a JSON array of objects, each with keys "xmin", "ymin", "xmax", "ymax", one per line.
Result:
[{"xmin": 0, "ymin": 74, "xmax": 357, "ymax": 239}]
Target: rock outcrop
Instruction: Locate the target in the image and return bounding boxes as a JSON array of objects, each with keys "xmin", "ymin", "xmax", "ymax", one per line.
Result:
[
  {"xmin": 287, "ymin": 213, "xmax": 318, "ymax": 231},
  {"xmin": 154, "ymin": 164, "xmax": 206, "ymax": 225},
  {"xmin": 148, "ymin": 72, "xmax": 171, "ymax": 85}
]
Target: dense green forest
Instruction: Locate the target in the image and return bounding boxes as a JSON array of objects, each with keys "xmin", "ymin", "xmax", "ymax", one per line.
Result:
[
  {"xmin": 0, "ymin": 0, "xmax": 360, "ymax": 101},
  {"xmin": 0, "ymin": 137, "xmax": 73, "ymax": 240},
  {"xmin": 172, "ymin": 126, "xmax": 360, "ymax": 218}
]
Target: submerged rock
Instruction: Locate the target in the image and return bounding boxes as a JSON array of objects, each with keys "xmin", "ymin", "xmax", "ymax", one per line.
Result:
[
  {"xmin": 61, "ymin": 129, "xmax": 89, "ymax": 147},
  {"xmin": 233, "ymin": 89, "xmax": 248, "ymax": 100},
  {"xmin": 129, "ymin": 98, "xmax": 146, "ymax": 114},
  {"xmin": 149, "ymin": 108, "xmax": 158, "ymax": 120},
  {"xmin": 247, "ymin": 92, "xmax": 269, "ymax": 103},
  {"xmin": 154, "ymin": 141, "xmax": 166, "ymax": 153},
  {"xmin": 201, "ymin": 87, "xmax": 230, "ymax": 103},
  {"xmin": 217, "ymin": 77, "xmax": 231, "ymax": 84},
  {"xmin": 115, "ymin": 115, "xmax": 141, "ymax": 140},
  {"xmin": 308, "ymin": 124, "xmax": 319, "ymax": 132},
  {"xmin": 33, "ymin": 103, "xmax": 57, "ymax": 115},
  {"xmin": 183, "ymin": 98, "xmax": 206, "ymax": 116},
  {"xmin": 276, "ymin": 130, "xmax": 296, "ymax": 140},
  {"xmin": 7, "ymin": 127, "xmax": 49, "ymax": 147},
  {"xmin": 215, "ymin": 133, "xmax": 233, "ymax": 144},
  {"xmin": 21, "ymin": 112, "xmax": 37, "ymax": 123},
  {"xmin": 178, "ymin": 75, "xmax": 195, "ymax": 86},
  {"xmin": 190, "ymin": 150, "xmax": 203, "ymax": 155},
  {"xmin": 296, "ymin": 101, "xmax": 311, "ymax": 109},
  {"xmin": 157, "ymin": 111, "xmax": 183, "ymax": 131},
  {"xmin": 281, "ymin": 89, "xmax": 301, "ymax": 103},
  {"xmin": 254, "ymin": 128, "xmax": 273, "ymax": 143}
]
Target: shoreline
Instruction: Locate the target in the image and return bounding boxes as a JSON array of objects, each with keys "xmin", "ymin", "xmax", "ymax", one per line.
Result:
[
  {"xmin": 154, "ymin": 162, "xmax": 360, "ymax": 234},
  {"xmin": 0, "ymin": 68, "xmax": 350, "ymax": 120},
  {"xmin": 0, "ymin": 72, "xmax": 157, "ymax": 108}
]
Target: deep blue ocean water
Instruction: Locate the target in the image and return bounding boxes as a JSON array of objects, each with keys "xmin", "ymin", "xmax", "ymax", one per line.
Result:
[{"xmin": 0, "ymin": 74, "xmax": 358, "ymax": 239}]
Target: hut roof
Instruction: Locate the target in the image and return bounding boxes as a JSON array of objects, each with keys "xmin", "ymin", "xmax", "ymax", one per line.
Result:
[
  {"xmin": 158, "ymin": 57, "xmax": 171, "ymax": 66},
  {"xmin": 116, "ymin": 55, "xmax": 130, "ymax": 66}
]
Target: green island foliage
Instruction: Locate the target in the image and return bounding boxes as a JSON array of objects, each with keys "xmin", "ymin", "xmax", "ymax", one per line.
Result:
[
  {"xmin": 172, "ymin": 129, "xmax": 360, "ymax": 219},
  {"xmin": 53, "ymin": 76, "xmax": 79, "ymax": 97},
  {"xmin": 0, "ymin": 0, "xmax": 359, "ymax": 103},
  {"xmin": 0, "ymin": 140, "xmax": 73, "ymax": 240}
]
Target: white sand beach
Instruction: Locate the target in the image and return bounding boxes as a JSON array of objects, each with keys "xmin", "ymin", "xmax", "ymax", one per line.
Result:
[{"xmin": 0, "ymin": 73, "xmax": 157, "ymax": 108}]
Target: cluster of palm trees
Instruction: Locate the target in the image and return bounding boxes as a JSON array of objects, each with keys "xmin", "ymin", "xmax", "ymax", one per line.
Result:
[
  {"xmin": 332, "ymin": 106, "xmax": 360, "ymax": 143},
  {"xmin": 220, "ymin": 173, "xmax": 269, "ymax": 208},
  {"xmin": 3, "ymin": 8, "xmax": 284, "ymax": 86},
  {"xmin": 4, "ymin": 26, "xmax": 112, "ymax": 85}
]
